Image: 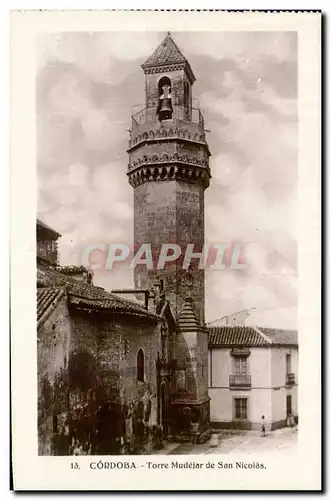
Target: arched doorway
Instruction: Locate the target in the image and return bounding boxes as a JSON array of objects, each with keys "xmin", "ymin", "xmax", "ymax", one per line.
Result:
[{"xmin": 160, "ymin": 382, "xmax": 169, "ymax": 437}]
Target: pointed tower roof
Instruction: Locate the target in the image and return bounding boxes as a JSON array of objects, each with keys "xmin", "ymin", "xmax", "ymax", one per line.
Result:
[
  {"xmin": 142, "ymin": 33, "xmax": 195, "ymax": 83},
  {"xmin": 177, "ymin": 297, "xmax": 201, "ymax": 332}
]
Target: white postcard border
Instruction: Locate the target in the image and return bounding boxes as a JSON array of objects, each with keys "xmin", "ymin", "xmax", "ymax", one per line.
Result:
[{"xmin": 10, "ymin": 10, "xmax": 321, "ymax": 491}]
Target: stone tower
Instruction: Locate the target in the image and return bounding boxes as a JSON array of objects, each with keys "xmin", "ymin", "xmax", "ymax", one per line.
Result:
[
  {"xmin": 127, "ymin": 34, "xmax": 211, "ymax": 442},
  {"xmin": 127, "ymin": 33, "xmax": 211, "ymax": 323}
]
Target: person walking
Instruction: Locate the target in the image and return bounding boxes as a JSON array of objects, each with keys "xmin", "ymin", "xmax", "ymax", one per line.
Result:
[{"xmin": 261, "ymin": 415, "xmax": 266, "ymax": 437}]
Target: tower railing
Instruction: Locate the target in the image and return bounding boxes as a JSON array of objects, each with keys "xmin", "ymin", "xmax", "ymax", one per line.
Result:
[
  {"xmin": 229, "ymin": 374, "xmax": 251, "ymax": 388},
  {"xmin": 131, "ymin": 104, "xmax": 204, "ymax": 129}
]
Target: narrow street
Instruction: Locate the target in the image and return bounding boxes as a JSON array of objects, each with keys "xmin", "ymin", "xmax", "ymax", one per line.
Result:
[{"xmin": 154, "ymin": 427, "xmax": 298, "ymax": 455}]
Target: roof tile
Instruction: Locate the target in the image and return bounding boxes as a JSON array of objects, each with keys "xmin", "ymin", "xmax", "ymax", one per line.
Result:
[
  {"xmin": 208, "ymin": 326, "xmax": 270, "ymax": 347},
  {"xmin": 57, "ymin": 265, "xmax": 88, "ymax": 275},
  {"xmin": 37, "ymin": 218, "xmax": 61, "ymax": 238},
  {"xmin": 258, "ymin": 327, "xmax": 298, "ymax": 346},
  {"xmin": 142, "ymin": 34, "xmax": 187, "ymax": 68},
  {"xmin": 37, "ymin": 287, "xmax": 66, "ymax": 328},
  {"xmin": 37, "ymin": 262, "xmax": 159, "ymax": 321},
  {"xmin": 208, "ymin": 325, "xmax": 298, "ymax": 347},
  {"xmin": 177, "ymin": 297, "xmax": 201, "ymax": 331}
]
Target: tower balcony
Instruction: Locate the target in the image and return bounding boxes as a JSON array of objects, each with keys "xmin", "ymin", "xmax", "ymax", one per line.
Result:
[
  {"xmin": 129, "ymin": 104, "xmax": 206, "ymax": 147},
  {"xmin": 127, "ymin": 102, "xmax": 211, "ymax": 189},
  {"xmin": 132, "ymin": 104, "xmax": 204, "ymax": 127}
]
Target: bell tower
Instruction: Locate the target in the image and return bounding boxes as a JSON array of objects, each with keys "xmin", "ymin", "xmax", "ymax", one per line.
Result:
[
  {"xmin": 127, "ymin": 33, "xmax": 211, "ymax": 323},
  {"xmin": 127, "ymin": 33, "xmax": 211, "ymax": 443}
]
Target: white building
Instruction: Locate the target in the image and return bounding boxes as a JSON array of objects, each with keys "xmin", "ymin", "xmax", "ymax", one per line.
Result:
[{"xmin": 208, "ymin": 326, "xmax": 298, "ymax": 430}]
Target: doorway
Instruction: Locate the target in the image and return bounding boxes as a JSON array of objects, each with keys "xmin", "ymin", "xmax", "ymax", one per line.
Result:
[{"xmin": 160, "ymin": 382, "xmax": 169, "ymax": 437}]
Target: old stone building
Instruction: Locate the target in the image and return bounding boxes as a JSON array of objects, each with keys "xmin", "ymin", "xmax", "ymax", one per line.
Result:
[
  {"xmin": 128, "ymin": 33, "xmax": 211, "ymax": 322},
  {"xmin": 127, "ymin": 33, "xmax": 211, "ymax": 442},
  {"xmin": 37, "ymin": 220, "xmax": 172, "ymax": 455},
  {"xmin": 37, "ymin": 33, "xmax": 212, "ymax": 455},
  {"xmin": 37, "ymin": 218, "xmax": 60, "ymax": 267}
]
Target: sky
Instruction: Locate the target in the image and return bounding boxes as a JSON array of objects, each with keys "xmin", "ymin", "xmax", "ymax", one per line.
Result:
[{"xmin": 37, "ymin": 31, "xmax": 298, "ymax": 328}]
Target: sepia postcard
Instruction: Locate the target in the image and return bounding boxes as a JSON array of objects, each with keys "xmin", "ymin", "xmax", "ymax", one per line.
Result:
[{"xmin": 10, "ymin": 10, "xmax": 321, "ymax": 491}]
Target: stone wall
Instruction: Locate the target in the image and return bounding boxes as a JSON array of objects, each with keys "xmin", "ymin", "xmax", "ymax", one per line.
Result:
[
  {"xmin": 119, "ymin": 318, "xmax": 163, "ymax": 454},
  {"xmin": 172, "ymin": 327, "xmax": 209, "ymax": 400},
  {"xmin": 68, "ymin": 309, "xmax": 162, "ymax": 455},
  {"xmin": 197, "ymin": 329, "xmax": 209, "ymax": 400},
  {"xmin": 37, "ymin": 239, "xmax": 58, "ymax": 266},
  {"xmin": 175, "ymin": 182, "xmax": 205, "ymax": 322},
  {"xmin": 38, "ymin": 295, "xmax": 166, "ymax": 456},
  {"xmin": 134, "ymin": 180, "xmax": 205, "ymax": 322},
  {"xmin": 38, "ymin": 296, "xmax": 71, "ymax": 455}
]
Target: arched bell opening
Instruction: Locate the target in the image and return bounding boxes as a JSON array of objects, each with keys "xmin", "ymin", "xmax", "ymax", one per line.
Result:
[{"xmin": 157, "ymin": 76, "xmax": 173, "ymax": 121}]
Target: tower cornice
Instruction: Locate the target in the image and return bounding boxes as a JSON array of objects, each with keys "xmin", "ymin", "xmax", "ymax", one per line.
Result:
[
  {"xmin": 127, "ymin": 135, "xmax": 211, "ymax": 157},
  {"xmin": 127, "ymin": 162, "xmax": 211, "ymax": 190},
  {"xmin": 142, "ymin": 62, "xmax": 195, "ymax": 85}
]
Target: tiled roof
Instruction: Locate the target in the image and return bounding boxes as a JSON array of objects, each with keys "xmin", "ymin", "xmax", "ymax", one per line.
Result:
[
  {"xmin": 177, "ymin": 297, "xmax": 201, "ymax": 331},
  {"xmin": 258, "ymin": 328, "xmax": 298, "ymax": 346},
  {"xmin": 37, "ymin": 262, "xmax": 159, "ymax": 321},
  {"xmin": 208, "ymin": 325, "xmax": 298, "ymax": 347},
  {"xmin": 142, "ymin": 34, "xmax": 187, "ymax": 68},
  {"xmin": 37, "ymin": 287, "xmax": 66, "ymax": 328},
  {"xmin": 208, "ymin": 326, "xmax": 270, "ymax": 347},
  {"xmin": 57, "ymin": 265, "xmax": 88, "ymax": 274},
  {"xmin": 37, "ymin": 218, "xmax": 61, "ymax": 238}
]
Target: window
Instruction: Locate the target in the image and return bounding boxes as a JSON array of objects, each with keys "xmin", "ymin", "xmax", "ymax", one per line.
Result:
[
  {"xmin": 53, "ymin": 413, "xmax": 58, "ymax": 434},
  {"xmin": 234, "ymin": 398, "xmax": 248, "ymax": 420},
  {"xmin": 234, "ymin": 356, "xmax": 248, "ymax": 375},
  {"xmin": 286, "ymin": 354, "xmax": 292, "ymax": 374},
  {"xmin": 184, "ymin": 80, "xmax": 190, "ymax": 118},
  {"xmin": 158, "ymin": 76, "xmax": 172, "ymax": 99},
  {"xmin": 286, "ymin": 395, "xmax": 292, "ymax": 416},
  {"xmin": 137, "ymin": 349, "xmax": 144, "ymax": 382},
  {"xmin": 184, "ymin": 81, "xmax": 189, "ymax": 105}
]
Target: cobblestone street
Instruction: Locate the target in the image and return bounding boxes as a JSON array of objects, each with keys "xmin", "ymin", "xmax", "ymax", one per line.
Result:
[{"xmin": 154, "ymin": 427, "xmax": 298, "ymax": 455}]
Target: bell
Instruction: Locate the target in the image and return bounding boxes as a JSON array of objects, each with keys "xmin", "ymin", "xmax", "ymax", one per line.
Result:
[{"xmin": 158, "ymin": 98, "xmax": 173, "ymax": 120}]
